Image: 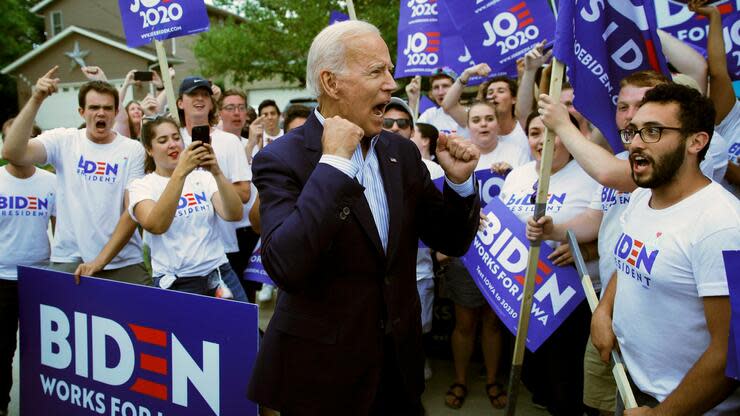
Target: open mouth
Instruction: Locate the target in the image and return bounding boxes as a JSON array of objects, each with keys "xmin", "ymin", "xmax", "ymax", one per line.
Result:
[
  {"xmin": 630, "ymin": 153, "xmax": 651, "ymax": 174},
  {"xmin": 374, "ymin": 101, "xmax": 389, "ymax": 117},
  {"xmin": 167, "ymin": 150, "xmax": 180, "ymax": 159},
  {"xmin": 95, "ymin": 120, "xmax": 106, "ymax": 129}
]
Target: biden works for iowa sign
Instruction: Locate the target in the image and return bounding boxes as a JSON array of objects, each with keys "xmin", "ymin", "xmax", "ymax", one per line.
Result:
[{"xmin": 18, "ymin": 266, "xmax": 258, "ymax": 416}]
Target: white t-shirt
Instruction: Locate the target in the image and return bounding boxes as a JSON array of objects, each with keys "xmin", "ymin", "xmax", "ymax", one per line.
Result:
[
  {"xmin": 500, "ymin": 160, "xmax": 599, "ymax": 228},
  {"xmin": 264, "ymin": 129, "xmax": 284, "ymax": 146},
  {"xmin": 237, "ymin": 137, "xmax": 259, "ymax": 229},
  {"xmin": 418, "ymin": 106, "xmax": 469, "ymax": 138},
  {"xmin": 500, "ymin": 159, "xmax": 601, "ymax": 285},
  {"xmin": 612, "ymin": 183, "xmax": 740, "ymax": 413},
  {"xmin": 0, "ymin": 167, "xmax": 56, "ymax": 279},
  {"xmin": 128, "ymin": 170, "xmax": 228, "ymax": 277},
  {"xmin": 717, "ymin": 100, "xmax": 739, "ymax": 198},
  {"xmin": 181, "ymin": 128, "xmax": 251, "ymax": 253},
  {"xmin": 416, "ymin": 159, "xmax": 445, "ymax": 281},
  {"xmin": 700, "ymin": 131, "xmax": 729, "ymax": 183},
  {"xmin": 589, "ymin": 151, "xmax": 631, "ymax": 293},
  {"xmin": 476, "ymin": 140, "xmax": 530, "ymax": 171},
  {"xmin": 497, "ymin": 121, "xmax": 531, "ymax": 159},
  {"xmin": 35, "ymin": 128, "xmax": 144, "ymax": 268}
]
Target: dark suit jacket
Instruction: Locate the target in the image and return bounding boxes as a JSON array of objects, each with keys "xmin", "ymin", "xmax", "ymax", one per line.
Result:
[{"xmin": 247, "ymin": 113, "xmax": 480, "ymax": 415}]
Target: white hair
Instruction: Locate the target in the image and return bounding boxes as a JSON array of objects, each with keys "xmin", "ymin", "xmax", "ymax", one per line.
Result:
[{"xmin": 306, "ymin": 20, "xmax": 381, "ymax": 98}]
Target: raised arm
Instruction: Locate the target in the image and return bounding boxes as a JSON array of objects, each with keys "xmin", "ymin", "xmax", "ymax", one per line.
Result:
[
  {"xmin": 516, "ymin": 40, "xmax": 552, "ymax": 127},
  {"xmin": 2, "ymin": 67, "xmax": 57, "ymax": 166},
  {"xmin": 405, "ymin": 76, "xmax": 421, "ymax": 118},
  {"xmin": 689, "ymin": 0, "xmax": 736, "ymax": 123},
  {"xmin": 657, "ymin": 29, "xmax": 708, "ymax": 95},
  {"xmin": 113, "ymin": 70, "xmax": 136, "ymax": 137},
  {"xmin": 442, "ymin": 63, "xmax": 492, "ymax": 127},
  {"xmin": 538, "ymin": 94, "xmax": 636, "ymax": 192}
]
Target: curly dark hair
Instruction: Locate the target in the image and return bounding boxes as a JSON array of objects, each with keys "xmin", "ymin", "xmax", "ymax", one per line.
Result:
[{"xmin": 640, "ymin": 83, "xmax": 715, "ymax": 161}]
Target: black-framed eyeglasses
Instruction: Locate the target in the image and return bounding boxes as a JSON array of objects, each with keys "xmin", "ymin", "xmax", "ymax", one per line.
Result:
[
  {"xmin": 383, "ymin": 118, "xmax": 411, "ymax": 129},
  {"xmin": 618, "ymin": 126, "xmax": 684, "ymax": 144}
]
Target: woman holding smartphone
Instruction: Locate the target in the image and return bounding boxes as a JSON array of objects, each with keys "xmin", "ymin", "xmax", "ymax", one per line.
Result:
[{"xmin": 127, "ymin": 116, "xmax": 243, "ymax": 295}]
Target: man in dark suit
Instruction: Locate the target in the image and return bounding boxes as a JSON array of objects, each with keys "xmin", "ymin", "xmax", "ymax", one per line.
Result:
[{"xmin": 247, "ymin": 20, "xmax": 481, "ymax": 415}]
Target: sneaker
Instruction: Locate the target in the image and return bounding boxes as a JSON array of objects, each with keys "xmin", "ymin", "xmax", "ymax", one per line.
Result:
[
  {"xmin": 424, "ymin": 359, "xmax": 432, "ymax": 381},
  {"xmin": 257, "ymin": 284, "xmax": 274, "ymax": 302}
]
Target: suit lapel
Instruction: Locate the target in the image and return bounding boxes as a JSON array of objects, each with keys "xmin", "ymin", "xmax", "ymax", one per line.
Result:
[
  {"xmin": 351, "ymin": 193, "xmax": 385, "ymax": 260},
  {"xmin": 304, "ymin": 113, "xmax": 385, "ymax": 259},
  {"xmin": 375, "ymin": 133, "xmax": 402, "ymax": 269}
]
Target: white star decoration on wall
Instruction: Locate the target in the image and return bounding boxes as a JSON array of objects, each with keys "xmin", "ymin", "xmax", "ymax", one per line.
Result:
[{"xmin": 65, "ymin": 41, "xmax": 89, "ymax": 69}]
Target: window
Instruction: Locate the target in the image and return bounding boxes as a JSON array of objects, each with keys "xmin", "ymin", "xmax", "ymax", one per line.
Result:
[{"xmin": 51, "ymin": 11, "xmax": 63, "ymax": 36}]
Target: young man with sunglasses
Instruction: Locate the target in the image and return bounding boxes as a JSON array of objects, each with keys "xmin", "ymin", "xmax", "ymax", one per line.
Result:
[
  {"xmin": 590, "ymin": 83, "xmax": 740, "ymax": 415},
  {"xmin": 382, "ymin": 97, "xmax": 414, "ymax": 140}
]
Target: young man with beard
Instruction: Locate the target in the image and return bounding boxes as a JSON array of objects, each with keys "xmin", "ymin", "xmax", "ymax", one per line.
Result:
[
  {"xmin": 2, "ymin": 67, "xmax": 150, "ymax": 284},
  {"xmin": 526, "ymin": 70, "xmax": 670, "ymax": 415},
  {"xmin": 591, "ymin": 83, "xmax": 740, "ymax": 415}
]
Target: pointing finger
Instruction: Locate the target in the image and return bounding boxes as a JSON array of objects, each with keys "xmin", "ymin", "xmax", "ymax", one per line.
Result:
[{"xmin": 44, "ymin": 65, "xmax": 59, "ymax": 79}]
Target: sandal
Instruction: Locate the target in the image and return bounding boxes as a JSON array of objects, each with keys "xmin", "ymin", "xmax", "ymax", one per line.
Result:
[
  {"xmin": 444, "ymin": 383, "xmax": 468, "ymax": 409},
  {"xmin": 486, "ymin": 382, "xmax": 508, "ymax": 409}
]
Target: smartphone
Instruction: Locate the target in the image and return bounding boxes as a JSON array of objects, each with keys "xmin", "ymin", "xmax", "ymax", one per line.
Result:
[
  {"xmin": 192, "ymin": 125, "xmax": 211, "ymax": 146},
  {"xmin": 133, "ymin": 71, "xmax": 153, "ymax": 81},
  {"xmin": 543, "ymin": 40, "xmax": 554, "ymax": 53}
]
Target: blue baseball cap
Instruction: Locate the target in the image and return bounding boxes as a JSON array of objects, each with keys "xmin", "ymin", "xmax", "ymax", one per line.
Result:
[{"xmin": 178, "ymin": 76, "xmax": 212, "ymax": 96}]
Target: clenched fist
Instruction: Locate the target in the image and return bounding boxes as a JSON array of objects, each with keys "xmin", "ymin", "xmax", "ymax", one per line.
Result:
[
  {"xmin": 322, "ymin": 116, "xmax": 364, "ymax": 160},
  {"xmin": 436, "ymin": 133, "xmax": 480, "ymax": 184}
]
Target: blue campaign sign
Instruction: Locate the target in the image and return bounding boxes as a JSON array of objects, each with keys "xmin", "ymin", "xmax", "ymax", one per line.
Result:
[
  {"xmin": 554, "ymin": 0, "xmax": 671, "ymax": 152},
  {"xmin": 243, "ymin": 240, "xmax": 275, "ymax": 286},
  {"xmin": 118, "ymin": 0, "xmax": 210, "ymax": 48},
  {"xmin": 436, "ymin": 1, "xmax": 490, "ymax": 86},
  {"xmin": 461, "ymin": 198, "xmax": 585, "ymax": 351},
  {"xmin": 18, "ymin": 266, "xmax": 258, "ymax": 416},
  {"xmin": 329, "ymin": 10, "xmax": 349, "ymax": 25},
  {"xmin": 475, "ymin": 168, "xmax": 507, "ymax": 207},
  {"xmin": 654, "ymin": 0, "xmax": 740, "ymax": 80},
  {"xmin": 395, "ymin": 0, "xmax": 442, "ymax": 77},
  {"xmin": 419, "ymin": 95, "xmax": 437, "ymax": 114},
  {"xmin": 445, "ymin": 0, "xmax": 555, "ymax": 78},
  {"xmin": 724, "ymin": 250, "xmax": 740, "ymax": 379}
]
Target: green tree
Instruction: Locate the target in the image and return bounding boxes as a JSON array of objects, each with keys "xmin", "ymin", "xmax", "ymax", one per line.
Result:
[
  {"xmin": 0, "ymin": 0, "xmax": 44, "ymax": 123},
  {"xmin": 194, "ymin": 0, "xmax": 399, "ymax": 87}
]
